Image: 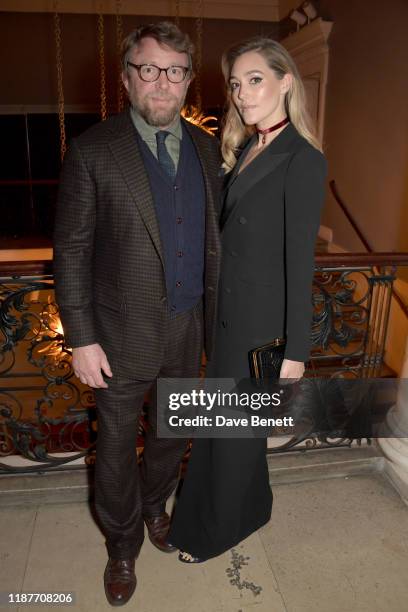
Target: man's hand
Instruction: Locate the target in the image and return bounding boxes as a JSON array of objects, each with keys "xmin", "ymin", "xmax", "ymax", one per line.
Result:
[
  {"xmin": 72, "ymin": 343, "xmax": 113, "ymax": 388},
  {"xmin": 279, "ymin": 358, "xmax": 305, "ymax": 381}
]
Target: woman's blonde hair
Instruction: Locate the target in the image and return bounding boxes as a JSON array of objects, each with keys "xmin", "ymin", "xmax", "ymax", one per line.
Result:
[{"xmin": 221, "ymin": 36, "xmax": 322, "ymax": 172}]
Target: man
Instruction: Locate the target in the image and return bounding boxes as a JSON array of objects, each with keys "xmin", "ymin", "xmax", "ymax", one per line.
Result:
[{"xmin": 53, "ymin": 22, "xmax": 220, "ymax": 606}]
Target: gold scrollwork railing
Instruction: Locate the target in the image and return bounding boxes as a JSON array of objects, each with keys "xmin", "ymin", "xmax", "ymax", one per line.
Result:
[{"xmin": 1, "ymin": 252, "xmax": 407, "ymax": 469}]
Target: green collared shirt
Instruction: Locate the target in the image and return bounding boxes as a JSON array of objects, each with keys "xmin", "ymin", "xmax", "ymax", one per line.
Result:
[{"xmin": 130, "ymin": 107, "xmax": 182, "ymax": 170}]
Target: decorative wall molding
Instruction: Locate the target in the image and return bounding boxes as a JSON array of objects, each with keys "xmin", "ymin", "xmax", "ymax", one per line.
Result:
[
  {"xmin": 0, "ymin": 0, "xmax": 280, "ymax": 22},
  {"xmin": 282, "ymin": 17, "xmax": 333, "ymax": 54},
  {"xmin": 281, "ymin": 18, "xmax": 333, "ymax": 143}
]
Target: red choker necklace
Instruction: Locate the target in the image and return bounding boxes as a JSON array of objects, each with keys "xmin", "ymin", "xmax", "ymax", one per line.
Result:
[{"xmin": 257, "ymin": 117, "xmax": 290, "ymax": 144}]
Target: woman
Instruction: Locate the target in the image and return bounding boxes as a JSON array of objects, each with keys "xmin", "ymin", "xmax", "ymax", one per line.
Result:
[{"xmin": 167, "ymin": 36, "xmax": 327, "ymax": 562}]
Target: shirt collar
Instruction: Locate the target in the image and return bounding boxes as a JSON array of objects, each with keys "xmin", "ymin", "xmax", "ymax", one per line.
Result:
[{"xmin": 130, "ymin": 106, "xmax": 182, "ymax": 142}]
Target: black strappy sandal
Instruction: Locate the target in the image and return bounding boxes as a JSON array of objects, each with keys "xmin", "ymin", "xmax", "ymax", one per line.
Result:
[{"xmin": 178, "ymin": 551, "xmax": 206, "ymax": 564}]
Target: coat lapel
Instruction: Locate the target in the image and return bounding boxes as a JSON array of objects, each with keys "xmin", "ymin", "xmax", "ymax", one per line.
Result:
[
  {"xmin": 221, "ymin": 125, "xmax": 299, "ymax": 230},
  {"xmin": 233, "ymin": 151, "xmax": 290, "ymax": 201},
  {"xmin": 221, "ymin": 151, "xmax": 289, "ymax": 230},
  {"xmin": 219, "ymin": 136, "xmax": 254, "ymax": 228},
  {"xmin": 108, "ymin": 111, "xmax": 164, "ymax": 267},
  {"xmin": 224, "ymin": 135, "xmax": 255, "ymax": 192}
]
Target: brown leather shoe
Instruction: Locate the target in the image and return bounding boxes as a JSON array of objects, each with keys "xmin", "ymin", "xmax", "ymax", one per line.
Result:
[
  {"xmin": 104, "ymin": 558, "xmax": 136, "ymax": 606},
  {"xmin": 144, "ymin": 512, "xmax": 177, "ymax": 553}
]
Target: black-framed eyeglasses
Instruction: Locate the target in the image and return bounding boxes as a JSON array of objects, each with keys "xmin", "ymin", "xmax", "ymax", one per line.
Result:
[{"xmin": 127, "ymin": 61, "xmax": 190, "ymax": 83}]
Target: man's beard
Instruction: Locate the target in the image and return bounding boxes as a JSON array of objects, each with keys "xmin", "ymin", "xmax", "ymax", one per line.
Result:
[{"xmin": 131, "ymin": 91, "xmax": 184, "ymax": 127}]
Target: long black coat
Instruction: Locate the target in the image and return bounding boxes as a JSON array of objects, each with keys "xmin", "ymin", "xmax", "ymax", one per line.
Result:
[
  {"xmin": 53, "ymin": 110, "xmax": 221, "ymax": 380},
  {"xmin": 211, "ymin": 123, "xmax": 327, "ymax": 378},
  {"xmin": 168, "ymin": 124, "xmax": 327, "ymax": 561}
]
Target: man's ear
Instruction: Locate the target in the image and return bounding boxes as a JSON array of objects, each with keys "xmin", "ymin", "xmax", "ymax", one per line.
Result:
[{"xmin": 121, "ymin": 70, "xmax": 130, "ymax": 94}]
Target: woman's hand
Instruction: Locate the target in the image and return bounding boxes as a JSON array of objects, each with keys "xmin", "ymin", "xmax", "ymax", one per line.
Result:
[{"xmin": 279, "ymin": 358, "xmax": 305, "ymax": 380}]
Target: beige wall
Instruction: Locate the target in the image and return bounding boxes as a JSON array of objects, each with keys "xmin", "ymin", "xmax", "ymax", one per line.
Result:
[{"xmin": 319, "ymin": 0, "xmax": 408, "ymax": 264}]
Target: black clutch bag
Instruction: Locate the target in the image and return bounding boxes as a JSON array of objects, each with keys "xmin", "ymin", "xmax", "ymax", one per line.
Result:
[{"xmin": 248, "ymin": 337, "xmax": 286, "ymax": 380}]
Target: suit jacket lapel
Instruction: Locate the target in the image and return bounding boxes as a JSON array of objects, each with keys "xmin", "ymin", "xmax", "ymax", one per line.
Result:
[
  {"xmin": 108, "ymin": 111, "xmax": 165, "ymax": 268},
  {"xmin": 219, "ymin": 136, "xmax": 254, "ymax": 228},
  {"xmin": 224, "ymin": 135, "xmax": 255, "ymax": 192},
  {"xmin": 221, "ymin": 124, "xmax": 300, "ymax": 230},
  {"xmin": 234, "ymin": 151, "xmax": 290, "ymax": 201},
  {"xmin": 222, "ymin": 150, "xmax": 292, "ymax": 230}
]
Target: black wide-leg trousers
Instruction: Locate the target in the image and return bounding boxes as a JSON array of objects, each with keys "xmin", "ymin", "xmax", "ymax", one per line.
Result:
[{"xmin": 93, "ymin": 301, "xmax": 203, "ymax": 560}]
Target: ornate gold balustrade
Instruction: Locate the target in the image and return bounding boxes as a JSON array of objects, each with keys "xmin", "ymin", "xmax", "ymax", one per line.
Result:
[{"xmin": 1, "ymin": 252, "xmax": 408, "ymax": 471}]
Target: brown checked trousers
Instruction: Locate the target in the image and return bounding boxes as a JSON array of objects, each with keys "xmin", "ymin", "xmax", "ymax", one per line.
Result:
[{"xmin": 94, "ymin": 302, "xmax": 203, "ymax": 560}]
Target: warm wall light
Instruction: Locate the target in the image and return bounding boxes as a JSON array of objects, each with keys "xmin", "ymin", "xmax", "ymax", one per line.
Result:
[
  {"xmin": 290, "ymin": 9, "xmax": 308, "ymax": 26},
  {"xmin": 181, "ymin": 106, "xmax": 218, "ymax": 136},
  {"xmin": 302, "ymin": 1, "xmax": 318, "ymax": 20}
]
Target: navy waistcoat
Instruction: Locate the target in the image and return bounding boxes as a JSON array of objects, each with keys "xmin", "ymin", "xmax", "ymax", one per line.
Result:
[{"xmin": 138, "ymin": 122, "xmax": 206, "ymax": 314}]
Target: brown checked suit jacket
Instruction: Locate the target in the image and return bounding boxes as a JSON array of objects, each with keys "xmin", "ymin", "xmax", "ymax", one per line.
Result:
[{"xmin": 53, "ymin": 110, "xmax": 222, "ymax": 380}]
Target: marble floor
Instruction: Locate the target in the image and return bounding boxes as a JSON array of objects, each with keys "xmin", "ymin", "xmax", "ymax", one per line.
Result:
[{"xmin": 1, "ymin": 472, "xmax": 408, "ymax": 612}]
